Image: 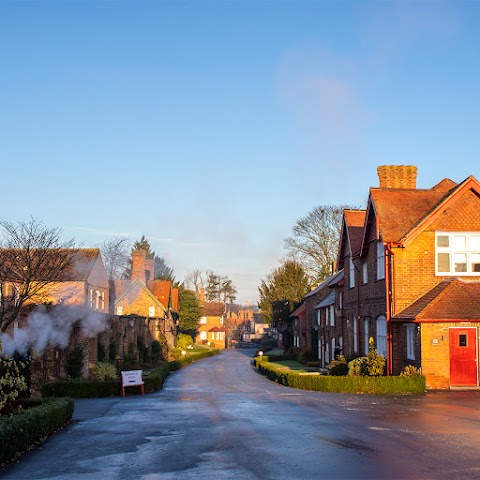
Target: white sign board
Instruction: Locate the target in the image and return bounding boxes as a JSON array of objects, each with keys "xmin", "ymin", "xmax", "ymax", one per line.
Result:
[{"xmin": 121, "ymin": 370, "xmax": 143, "ymax": 386}]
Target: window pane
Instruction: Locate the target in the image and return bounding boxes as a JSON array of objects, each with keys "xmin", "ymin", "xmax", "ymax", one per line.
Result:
[
  {"xmin": 459, "ymin": 334, "xmax": 467, "ymax": 347},
  {"xmin": 454, "ymin": 253, "xmax": 467, "ymax": 272},
  {"xmin": 453, "ymin": 235, "xmax": 466, "ymax": 250},
  {"xmin": 437, "ymin": 253, "xmax": 450, "ymax": 272},
  {"xmin": 437, "ymin": 235, "xmax": 449, "ymax": 248},
  {"xmin": 471, "ymin": 236, "xmax": 480, "ymax": 250},
  {"xmin": 471, "ymin": 253, "xmax": 480, "ymax": 272}
]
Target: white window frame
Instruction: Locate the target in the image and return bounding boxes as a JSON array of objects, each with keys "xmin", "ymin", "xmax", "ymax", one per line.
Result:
[
  {"xmin": 376, "ymin": 315, "xmax": 387, "ymax": 357},
  {"xmin": 349, "ymin": 256, "xmax": 355, "ymax": 288},
  {"xmin": 316, "ymin": 309, "xmax": 321, "ymax": 326},
  {"xmin": 149, "ymin": 306, "xmax": 155, "ymax": 317},
  {"xmin": 116, "ymin": 306, "xmax": 123, "ymax": 316},
  {"xmin": 364, "ymin": 318, "xmax": 369, "ymax": 355},
  {"xmin": 377, "ymin": 241, "xmax": 385, "ymax": 280},
  {"xmin": 362, "ymin": 262, "xmax": 368, "ymax": 284},
  {"xmin": 435, "ymin": 232, "xmax": 480, "ymax": 276},
  {"xmin": 199, "ymin": 316, "xmax": 207, "ymax": 324},
  {"xmin": 406, "ymin": 324, "xmax": 416, "ymax": 360},
  {"xmin": 200, "ymin": 331, "xmax": 207, "ymax": 340},
  {"xmin": 329, "ymin": 305, "xmax": 335, "ymax": 327}
]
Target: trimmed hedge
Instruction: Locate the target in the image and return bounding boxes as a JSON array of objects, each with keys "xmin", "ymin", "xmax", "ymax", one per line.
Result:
[
  {"xmin": 41, "ymin": 348, "xmax": 220, "ymax": 398},
  {"xmin": 0, "ymin": 397, "xmax": 74, "ymax": 466},
  {"xmin": 255, "ymin": 359, "xmax": 426, "ymax": 395}
]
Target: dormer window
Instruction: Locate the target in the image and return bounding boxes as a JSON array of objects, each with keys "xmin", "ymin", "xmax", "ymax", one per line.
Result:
[{"xmin": 436, "ymin": 232, "xmax": 480, "ymax": 275}]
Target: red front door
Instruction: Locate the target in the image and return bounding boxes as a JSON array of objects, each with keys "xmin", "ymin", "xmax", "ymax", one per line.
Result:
[{"xmin": 449, "ymin": 328, "xmax": 478, "ymax": 386}]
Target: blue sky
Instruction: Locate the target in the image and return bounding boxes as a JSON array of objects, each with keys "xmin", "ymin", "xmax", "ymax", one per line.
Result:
[{"xmin": 1, "ymin": 1, "xmax": 480, "ymax": 304}]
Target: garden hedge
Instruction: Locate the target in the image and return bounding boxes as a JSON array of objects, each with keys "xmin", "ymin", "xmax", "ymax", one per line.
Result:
[
  {"xmin": 255, "ymin": 358, "xmax": 426, "ymax": 395},
  {"xmin": 41, "ymin": 348, "xmax": 220, "ymax": 398},
  {"xmin": 0, "ymin": 397, "xmax": 74, "ymax": 466}
]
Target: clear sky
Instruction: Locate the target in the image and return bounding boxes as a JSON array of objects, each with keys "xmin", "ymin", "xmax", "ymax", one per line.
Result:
[{"xmin": 1, "ymin": 1, "xmax": 480, "ymax": 304}]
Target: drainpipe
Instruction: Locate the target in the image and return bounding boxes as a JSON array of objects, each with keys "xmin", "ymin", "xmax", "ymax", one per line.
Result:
[{"xmin": 385, "ymin": 243, "xmax": 398, "ymax": 375}]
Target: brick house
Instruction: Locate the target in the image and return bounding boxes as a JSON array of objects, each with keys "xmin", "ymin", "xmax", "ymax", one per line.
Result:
[
  {"xmin": 304, "ymin": 270, "xmax": 344, "ymax": 367},
  {"xmin": 339, "ymin": 165, "xmax": 480, "ymax": 389},
  {"xmin": 111, "ymin": 250, "xmax": 179, "ymax": 349},
  {"xmin": 196, "ymin": 302, "xmax": 227, "ymax": 349},
  {"xmin": 290, "ymin": 302, "xmax": 307, "ymax": 349}
]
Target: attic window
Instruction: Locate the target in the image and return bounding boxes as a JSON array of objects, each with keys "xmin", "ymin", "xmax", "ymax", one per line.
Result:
[{"xmin": 436, "ymin": 233, "xmax": 480, "ymax": 276}]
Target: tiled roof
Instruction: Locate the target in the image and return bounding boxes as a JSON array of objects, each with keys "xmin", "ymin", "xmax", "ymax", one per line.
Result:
[
  {"xmin": 203, "ymin": 302, "xmax": 225, "ymax": 316},
  {"xmin": 148, "ymin": 280, "xmax": 171, "ymax": 307},
  {"xmin": 289, "ymin": 302, "xmax": 306, "ymax": 318},
  {"xmin": 393, "ymin": 278, "xmax": 480, "ymax": 321},
  {"xmin": 305, "ymin": 270, "xmax": 344, "ymax": 298},
  {"xmin": 315, "ymin": 290, "xmax": 335, "ymax": 309},
  {"xmin": 371, "ymin": 188, "xmax": 449, "ymax": 243},
  {"xmin": 209, "ymin": 326, "xmax": 227, "ymax": 332},
  {"xmin": 345, "ymin": 210, "xmax": 366, "ymax": 256}
]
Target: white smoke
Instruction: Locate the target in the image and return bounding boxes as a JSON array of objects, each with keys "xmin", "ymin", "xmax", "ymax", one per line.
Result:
[{"xmin": 0, "ymin": 304, "xmax": 108, "ymax": 356}]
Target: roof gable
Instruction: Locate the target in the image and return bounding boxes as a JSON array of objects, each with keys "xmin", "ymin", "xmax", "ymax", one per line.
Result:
[
  {"xmin": 338, "ymin": 209, "xmax": 366, "ymax": 268},
  {"xmin": 114, "ymin": 278, "xmax": 167, "ymax": 311}
]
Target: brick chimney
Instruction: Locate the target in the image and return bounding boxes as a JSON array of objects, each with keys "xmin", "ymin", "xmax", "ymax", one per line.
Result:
[
  {"xmin": 377, "ymin": 165, "xmax": 417, "ymax": 189},
  {"xmin": 131, "ymin": 250, "xmax": 147, "ymax": 283}
]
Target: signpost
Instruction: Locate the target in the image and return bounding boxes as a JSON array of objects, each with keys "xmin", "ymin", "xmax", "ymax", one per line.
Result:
[{"xmin": 120, "ymin": 370, "xmax": 144, "ymax": 397}]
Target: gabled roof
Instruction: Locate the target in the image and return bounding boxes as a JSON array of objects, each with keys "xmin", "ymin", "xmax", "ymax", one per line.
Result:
[
  {"xmin": 289, "ymin": 302, "xmax": 306, "ymax": 318},
  {"xmin": 209, "ymin": 326, "xmax": 227, "ymax": 333},
  {"xmin": 338, "ymin": 209, "xmax": 366, "ymax": 267},
  {"xmin": 114, "ymin": 278, "xmax": 167, "ymax": 312},
  {"xmin": 148, "ymin": 280, "xmax": 171, "ymax": 308},
  {"xmin": 393, "ymin": 278, "xmax": 480, "ymax": 322},
  {"xmin": 203, "ymin": 302, "xmax": 225, "ymax": 316},
  {"xmin": 305, "ymin": 269, "xmax": 344, "ymax": 298},
  {"xmin": 366, "ymin": 175, "xmax": 480, "ymax": 246}
]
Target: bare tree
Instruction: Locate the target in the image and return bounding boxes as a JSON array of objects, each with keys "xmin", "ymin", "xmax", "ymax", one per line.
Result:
[
  {"xmin": 0, "ymin": 218, "xmax": 78, "ymax": 333},
  {"xmin": 184, "ymin": 269, "xmax": 205, "ymax": 295},
  {"xmin": 100, "ymin": 236, "xmax": 130, "ymax": 280},
  {"xmin": 284, "ymin": 205, "xmax": 351, "ymax": 283}
]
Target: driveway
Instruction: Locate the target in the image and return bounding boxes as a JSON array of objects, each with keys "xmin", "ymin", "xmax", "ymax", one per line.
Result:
[{"xmin": 3, "ymin": 349, "xmax": 480, "ymax": 479}]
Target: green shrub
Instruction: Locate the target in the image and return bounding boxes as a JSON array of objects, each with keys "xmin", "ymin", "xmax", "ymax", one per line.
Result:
[
  {"xmin": 256, "ymin": 360, "xmax": 425, "ymax": 395},
  {"xmin": 365, "ymin": 338, "xmax": 386, "ymax": 376},
  {"xmin": 0, "ymin": 397, "xmax": 74, "ymax": 466},
  {"xmin": 348, "ymin": 356, "xmax": 368, "ymax": 376},
  {"xmin": 66, "ymin": 345, "xmax": 84, "ymax": 379},
  {"xmin": 123, "ymin": 352, "xmax": 139, "ymax": 370},
  {"xmin": 327, "ymin": 355, "xmax": 349, "ymax": 376},
  {"xmin": 92, "ymin": 362, "xmax": 118, "ymax": 381},
  {"xmin": 0, "ymin": 355, "xmax": 29, "ymax": 416},
  {"xmin": 401, "ymin": 365, "xmax": 421, "ymax": 376},
  {"xmin": 177, "ymin": 334, "xmax": 194, "ymax": 350}
]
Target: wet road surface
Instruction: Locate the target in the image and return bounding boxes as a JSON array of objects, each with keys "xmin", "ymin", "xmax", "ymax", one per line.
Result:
[{"xmin": 3, "ymin": 349, "xmax": 480, "ymax": 479}]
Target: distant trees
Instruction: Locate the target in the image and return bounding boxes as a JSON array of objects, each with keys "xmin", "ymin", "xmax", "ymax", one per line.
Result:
[
  {"xmin": 257, "ymin": 260, "xmax": 310, "ymax": 329},
  {"xmin": 0, "ymin": 218, "xmax": 78, "ymax": 333},
  {"xmin": 205, "ymin": 271, "xmax": 237, "ymax": 303},
  {"xmin": 184, "ymin": 269, "xmax": 205, "ymax": 296},
  {"xmin": 284, "ymin": 205, "xmax": 349, "ymax": 284},
  {"xmin": 100, "ymin": 236, "xmax": 130, "ymax": 280}
]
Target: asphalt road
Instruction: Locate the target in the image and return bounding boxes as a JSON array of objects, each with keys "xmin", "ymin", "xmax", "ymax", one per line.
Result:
[{"xmin": 3, "ymin": 349, "xmax": 480, "ymax": 480}]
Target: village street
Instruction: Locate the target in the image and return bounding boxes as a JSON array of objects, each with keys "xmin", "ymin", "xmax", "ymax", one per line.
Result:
[{"xmin": 3, "ymin": 350, "xmax": 480, "ymax": 480}]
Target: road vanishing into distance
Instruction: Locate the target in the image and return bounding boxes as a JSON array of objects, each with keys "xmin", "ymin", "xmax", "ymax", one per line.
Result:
[{"xmin": 3, "ymin": 349, "xmax": 480, "ymax": 480}]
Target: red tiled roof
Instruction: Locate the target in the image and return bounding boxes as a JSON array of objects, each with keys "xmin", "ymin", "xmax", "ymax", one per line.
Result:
[
  {"xmin": 289, "ymin": 302, "xmax": 306, "ymax": 318},
  {"xmin": 345, "ymin": 210, "xmax": 366, "ymax": 256},
  {"xmin": 394, "ymin": 279, "xmax": 480, "ymax": 321},
  {"xmin": 203, "ymin": 302, "xmax": 225, "ymax": 316},
  {"xmin": 209, "ymin": 326, "xmax": 227, "ymax": 332},
  {"xmin": 371, "ymin": 188, "xmax": 449, "ymax": 243},
  {"xmin": 149, "ymin": 280, "xmax": 171, "ymax": 307}
]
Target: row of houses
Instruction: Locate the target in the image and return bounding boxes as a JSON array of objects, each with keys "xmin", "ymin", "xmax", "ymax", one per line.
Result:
[
  {"xmin": 289, "ymin": 165, "xmax": 480, "ymax": 390},
  {"xmin": 2, "ymin": 247, "xmax": 179, "ymax": 387}
]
